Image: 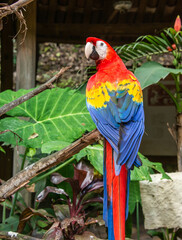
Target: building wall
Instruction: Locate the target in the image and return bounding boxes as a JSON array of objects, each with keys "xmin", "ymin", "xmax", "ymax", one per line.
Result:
[{"xmin": 140, "ymin": 80, "xmax": 177, "ymax": 157}]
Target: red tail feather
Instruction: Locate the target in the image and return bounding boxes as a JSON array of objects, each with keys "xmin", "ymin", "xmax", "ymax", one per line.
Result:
[
  {"xmin": 106, "ymin": 141, "xmax": 113, "ymax": 201},
  {"xmin": 113, "ymin": 163, "xmax": 127, "ymax": 240},
  {"xmin": 106, "ymin": 140, "xmax": 127, "ymax": 240}
]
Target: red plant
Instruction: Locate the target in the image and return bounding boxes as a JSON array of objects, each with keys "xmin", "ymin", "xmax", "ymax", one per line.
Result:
[
  {"xmin": 174, "ymin": 15, "xmax": 181, "ymax": 32},
  {"xmin": 36, "ymin": 161, "xmax": 103, "ymax": 239},
  {"xmin": 167, "ymin": 44, "xmax": 176, "ymax": 52},
  {"xmin": 172, "ymin": 44, "xmax": 176, "ymax": 50}
]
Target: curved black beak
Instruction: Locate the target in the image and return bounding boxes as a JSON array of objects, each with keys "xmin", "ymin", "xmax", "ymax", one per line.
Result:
[{"xmin": 90, "ymin": 46, "xmax": 99, "ymax": 60}]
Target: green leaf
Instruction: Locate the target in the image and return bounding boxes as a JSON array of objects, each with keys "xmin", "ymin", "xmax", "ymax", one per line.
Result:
[
  {"xmin": 27, "ymin": 148, "xmax": 36, "ymax": 157},
  {"xmin": 42, "ymin": 140, "xmax": 71, "ymax": 154},
  {"xmin": 131, "ymin": 165, "xmax": 152, "ymax": 181},
  {"xmin": 134, "ymin": 61, "xmax": 182, "ymax": 89},
  {"xmin": 128, "ymin": 153, "xmax": 168, "ymax": 215},
  {"xmin": 125, "ymin": 214, "xmax": 132, "ymax": 238},
  {"xmin": 131, "ymin": 153, "xmax": 171, "ymax": 181},
  {"xmin": 0, "ymin": 215, "xmax": 19, "ymax": 231},
  {"xmin": 147, "ymin": 230, "xmax": 164, "ymax": 239},
  {"xmin": 36, "ymin": 219, "xmax": 50, "ymax": 228},
  {"xmin": 138, "ymin": 153, "xmax": 171, "ymax": 180},
  {"xmin": 160, "ymin": 32, "xmax": 172, "ymax": 48},
  {"xmin": 42, "ymin": 140, "xmax": 104, "ymax": 175},
  {"xmin": 16, "ymin": 192, "xmax": 28, "ymax": 209},
  {"xmin": 116, "ymin": 32, "xmax": 169, "ymax": 62},
  {"xmin": 76, "ymin": 145, "xmax": 103, "ymax": 174},
  {"xmin": 129, "ymin": 181, "xmax": 141, "ymax": 214},
  {"xmin": 145, "ymin": 36, "xmax": 164, "ymax": 51},
  {"xmin": 151, "ymin": 36, "xmax": 168, "ymax": 48},
  {"xmin": 0, "ymin": 88, "xmax": 95, "ymax": 148},
  {"xmin": 165, "ymin": 28, "xmax": 179, "ymax": 47},
  {"xmin": 0, "ymin": 146, "xmax": 5, "ymax": 153}
]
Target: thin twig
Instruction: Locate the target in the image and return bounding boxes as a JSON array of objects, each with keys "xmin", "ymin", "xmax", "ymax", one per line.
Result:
[
  {"xmin": 0, "ymin": 129, "xmax": 101, "ymax": 201},
  {"xmin": 0, "ymin": 0, "xmax": 34, "ymax": 20},
  {"xmin": 14, "ymin": 9, "xmax": 28, "ymax": 43},
  {"xmin": 0, "ymin": 67, "xmax": 70, "ymax": 117},
  {"xmin": 0, "ymin": 0, "xmax": 35, "ymax": 43}
]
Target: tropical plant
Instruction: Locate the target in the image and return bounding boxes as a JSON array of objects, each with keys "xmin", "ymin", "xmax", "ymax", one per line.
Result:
[
  {"xmin": 148, "ymin": 228, "xmax": 180, "ymax": 240},
  {"xmin": 116, "ymin": 15, "xmax": 182, "ymax": 171},
  {"xmin": 0, "ymin": 87, "xmax": 96, "ymax": 218},
  {"xmin": 116, "ymin": 16, "xmax": 182, "ymax": 65},
  {"xmin": 0, "ymin": 191, "xmax": 28, "ymax": 232},
  {"xmin": 0, "ymin": 87, "xmax": 95, "ymax": 148},
  {"xmin": 18, "ymin": 161, "xmax": 104, "ymax": 240},
  {"xmin": 0, "ymin": 84, "xmax": 169, "ymax": 239},
  {"xmin": 126, "ymin": 153, "xmax": 170, "ymax": 239}
]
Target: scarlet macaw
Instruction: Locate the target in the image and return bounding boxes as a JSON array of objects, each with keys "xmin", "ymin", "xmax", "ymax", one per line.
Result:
[{"xmin": 85, "ymin": 37, "xmax": 144, "ymax": 240}]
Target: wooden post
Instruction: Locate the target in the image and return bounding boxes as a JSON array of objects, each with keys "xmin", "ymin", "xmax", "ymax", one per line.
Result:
[
  {"xmin": 1, "ymin": 16, "xmax": 14, "ymax": 91},
  {"xmin": 16, "ymin": 1, "xmax": 36, "ymax": 90},
  {"xmin": 15, "ymin": 1, "xmax": 37, "ymax": 206},
  {"xmin": 0, "ymin": 16, "xmax": 14, "ymax": 180}
]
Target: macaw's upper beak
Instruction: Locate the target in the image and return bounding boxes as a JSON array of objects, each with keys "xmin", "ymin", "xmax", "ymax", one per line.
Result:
[{"xmin": 85, "ymin": 42, "xmax": 99, "ymax": 60}]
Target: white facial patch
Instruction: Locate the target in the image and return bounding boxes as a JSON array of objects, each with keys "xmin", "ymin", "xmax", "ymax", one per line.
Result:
[{"xmin": 95, "ymin": 41, "xmax": 107, "ymax": 60}]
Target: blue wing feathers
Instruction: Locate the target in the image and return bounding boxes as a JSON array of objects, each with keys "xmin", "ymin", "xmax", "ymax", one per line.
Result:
[
  {"xmin": 107, "ymin": 101, "xmax": 121, "ymax": 124},
  {"xmin": 118, "ymin": 121, "xmax": 143, "ymax": 161},
  {"xmin": 87, "ymin": 90, "xmax": 144, "ymax": 173},
  {"xmin": 125, "ymin": 170, "xmax": 131, "ymax": 219}
]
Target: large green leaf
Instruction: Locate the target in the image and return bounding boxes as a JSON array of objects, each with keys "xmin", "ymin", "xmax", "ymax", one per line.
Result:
[
  {"xmin": 129, "ymin": 181, "xmax": 141, "ymax": 214},
  {"xmin": 134, "ymin": 61, "xmax": 182, "ymax": 89},
  {"xmin": 0, "ymin": 88, "xmax": 95, "ymax": 148}
]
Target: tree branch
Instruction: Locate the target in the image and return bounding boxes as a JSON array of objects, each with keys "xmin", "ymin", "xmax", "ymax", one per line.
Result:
[
  {"xmin": 0, "ymin": 231, "xmax": 41, "ymax": 240},
  {"xmin": 0, "ymin": 129, "xmax": 101, "ymax": 201},
  {"xmin": 0, "ymin": 0, "xmax": 34, "ymax": 20},
  {"xmin": 0, "ymin": 67, "xmax": 69, "ymax": 117}
]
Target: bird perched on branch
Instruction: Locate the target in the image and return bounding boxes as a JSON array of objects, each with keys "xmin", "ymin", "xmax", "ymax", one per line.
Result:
[{"xmin": 85, "ymin": 37, "xmax": 144, "ymax": 240}]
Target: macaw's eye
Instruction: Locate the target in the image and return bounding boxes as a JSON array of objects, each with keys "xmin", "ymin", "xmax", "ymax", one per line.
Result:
[{"xmin": 96, "ymin": 41, "xmax": 106, "ymax": 48}]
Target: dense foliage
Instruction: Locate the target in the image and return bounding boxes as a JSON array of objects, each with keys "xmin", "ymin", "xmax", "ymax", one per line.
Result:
[{"xmin": 0, "ymin": 86, "xmax": 169, "ymax": 239}]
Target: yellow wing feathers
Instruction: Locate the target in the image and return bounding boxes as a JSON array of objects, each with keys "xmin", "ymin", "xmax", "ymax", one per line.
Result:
[{"xmin": 86, "ymin": 78, "xmax": 143, "ymax": 108}]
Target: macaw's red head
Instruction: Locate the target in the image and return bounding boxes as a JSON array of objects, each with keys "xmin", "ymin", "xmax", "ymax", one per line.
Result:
[{"xmin": 85, "ymin": 37, "xmax": 117, "ymax": 62}]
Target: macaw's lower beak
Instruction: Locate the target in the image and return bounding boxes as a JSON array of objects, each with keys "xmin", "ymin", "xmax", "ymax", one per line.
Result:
[
  {"xmin": 85, "ymin": 42, "xmax": 99, "ymax": 60},
  {"xmin": 90, "ymin": 46, "xmax": 99, "ymax": 60}
]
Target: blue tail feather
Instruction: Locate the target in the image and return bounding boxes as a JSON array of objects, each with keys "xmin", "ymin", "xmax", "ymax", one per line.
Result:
[{"xmin": 125, "ymin": 170, "xmax": 130, "ymax": 219}]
